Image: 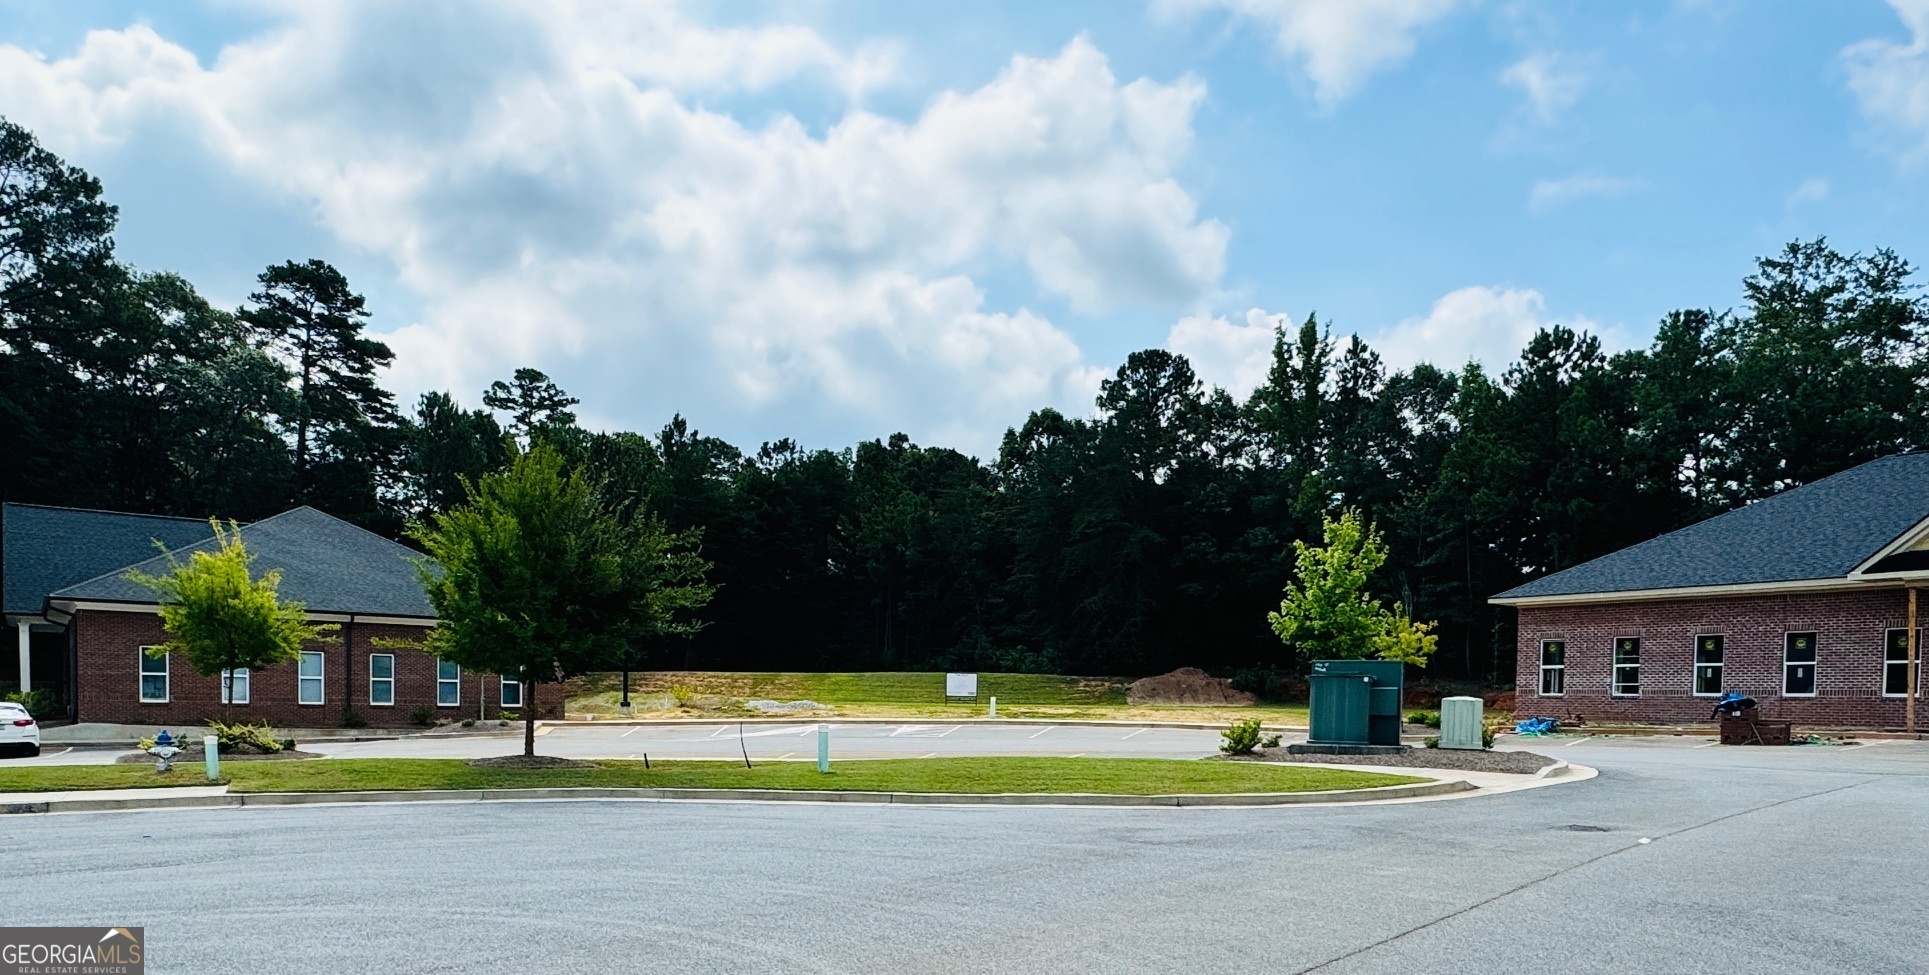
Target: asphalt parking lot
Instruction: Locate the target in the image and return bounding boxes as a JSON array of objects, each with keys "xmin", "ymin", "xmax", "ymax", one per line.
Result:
[{"xmin": 1, "ymin": 734, "xmax": 1922, "ymax": 974}]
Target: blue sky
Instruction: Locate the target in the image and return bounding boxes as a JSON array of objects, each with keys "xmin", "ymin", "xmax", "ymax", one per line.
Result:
[{"xmin": 4, "ymin": 1, "xmax": 1928, "ymax": 455}]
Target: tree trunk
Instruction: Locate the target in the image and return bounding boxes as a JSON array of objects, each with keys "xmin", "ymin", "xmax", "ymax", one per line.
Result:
[{"xmin": 524, "ymin": 679, "xmax": 537, "ymax": 757}]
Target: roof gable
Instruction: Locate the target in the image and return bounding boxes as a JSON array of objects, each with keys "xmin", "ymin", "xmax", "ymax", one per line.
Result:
[
  {"xmin": 1493, "ymin": 452, "xmax": 1929, "ymax": 602},
  {"xmin": 3, "ymin": 504, "xmax": 215, "ymax": 617},
  {"xmin": 50, "ymin": 507, "xmax": 436, "ymax": 620}
]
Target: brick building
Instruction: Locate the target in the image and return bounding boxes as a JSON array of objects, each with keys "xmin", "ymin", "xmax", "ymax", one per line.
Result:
[
  {"xmin": 2, "ymin": 503, "xmax": 560, "ymax": 727},
  {"xmin": 1491, "ymin": 453, "xmax": 1929, "ymax": 730}
]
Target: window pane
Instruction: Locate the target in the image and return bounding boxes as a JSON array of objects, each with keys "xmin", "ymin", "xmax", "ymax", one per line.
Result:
[
  {"xmin": 1785, "ymin": 664, "xmax": 1815, "ymax": 695},
  {"xmin": 1695, "ymin": 636, "xmax": 1723, "ymax": 665},
  {"xmin": 1695, "ymin": 665, "xmax": 1723, "ymax": 695},
  {"xmin": 371, "ymin": 680, "xmax": 393, "ymax": 706},
  {"xmin": 370, "ymin": 654, "xmax": 393, "ymax": 679},
  {"xmin": 437, "ymin": 682, "xmax": 459, "ymax": 706},
  {"xmin": 1540, "ymin": 668, "xmax": 1563, "ymax": 695},
  {"xmin": 299, "ymin": 652, "xmax": 323, "ymax": 678},
  {"xmin": 1540, "ymin": 641, "xmax": 1564, "ymax": 666},
  {"xmin": 1784, "ymin": 633, "xmax": 1816, "ymax": 664},
  {"xmin": 502, "ymin": 680, "xmax": 522, "ymax": 707},
  {"xmin": 1614, "ymin": 638, "xmax": 1639, "ymax": 665},
  {"xmin": 141, "ymin": 675, "xmax": 167, "ymax": 701},
  {"xmin": 140, "ymin": 649, "xmax": 167, "ymax": 676},
  {"xmin": 299, "ymin": 678, "xmax": 322, "ymax": 705},
  {"xmin": 438, "ymin": 659, "xmax": 459, "ymax": 682}
]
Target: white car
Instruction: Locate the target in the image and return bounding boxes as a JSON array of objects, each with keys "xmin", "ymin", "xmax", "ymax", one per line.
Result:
[{"xmin": 0, "ymin": 702, "xmax": 40, "ymax": 757}]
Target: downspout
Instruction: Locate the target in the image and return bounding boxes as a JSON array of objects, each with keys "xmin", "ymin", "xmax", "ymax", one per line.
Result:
[
  {"xmin": 67, "ymin": 618, "xmax": 78, "ymax": 723},
  {"xmin": 1908, "ymin": 588, "xmax": 1918, "ymax": 737},
  {"xmin": 343, "ymin": 616, "xmax": 356, "ymax": 727}
]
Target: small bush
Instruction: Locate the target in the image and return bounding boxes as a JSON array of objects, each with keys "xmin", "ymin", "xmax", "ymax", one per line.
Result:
[
  {"xmin": 136, "ymin": 732, "xmax": 161, "ymax": 751},
  {"xmin": 1482, "ymin": 723, "xmax": 1499, "ymax": 750},
  {"xmin": 206, "ymin": 719, "xmax": 282, "ymax": 754},
  {"xmin": 1423, "ymin": 735, "xmax": 1441, "ymax": 749},
  {"xmin": 340, "ymin": 707, "xmax": 367, "ymax": 729},
  {"xmin": 461, "ymin": 719, "xmax": 474, "ymax": 728},
  {"xmin": 1260, "ymin": 732, "xmax": 1282, "ymax": 749},
  {"xmin": 1220, "ymin": 718, "xmax": 1264, "ymax": 755},
  {"xmin": 499, "ymin": 710, "xmax": 520, "ymax": 722},
  {"xmin": 1406, "ymin": 709, "xmax": 1441, "ymax": 728},
  {"xmin": 4, "ymin": 688, "xmax": 60, "ymax": 719},
  {"xmin": 410, "ymin": 705, "xmax": 436, "ymax": 727},
  {"xmin": 670, "ymin": 684, "xmax": 698, "ymax": 708}
]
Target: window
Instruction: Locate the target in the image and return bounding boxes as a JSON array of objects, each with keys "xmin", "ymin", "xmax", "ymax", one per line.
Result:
[
  {"xmin": 1538, "ymin": 640, "xmax": 1565, "ymax": 696},
  {"xmin": 437, "ymin": 659, "xmax": 460, "ymax": 707},
  {"xmin": 1884, "ymin": 628, "xmax": 1921, "ymax": 697},
  {"xmin": 500, "ymin": 677, "xmax": 522, "ymax": 708},
  {"xmin": 1612, "ymin": 637, "xmax": 1640, "ymax": 696},
  {"xmin": 1783, "ymin": 632, "xmax": 1817, "ymax": 697},
  {"xmin": 1693, "ymin": 635, "xmax": 1724, "ymax": 696},
  {"xmin": 369, "ymin": 654, "xmax": 395, "ymax": 706},
  {"xmin": 298, "ymin": 651, "xmax": 325, "ymax": 705},
  {"xmin": 139, "ymin": 647, "xmax": 169, "ymax": 703},
  {"xmin": 220, "ymin": 668, "xmax": 251, "ymax": 705}
]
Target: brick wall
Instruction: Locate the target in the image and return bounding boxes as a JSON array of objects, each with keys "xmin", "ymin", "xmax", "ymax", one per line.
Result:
[
  {"xmin": 1514, "ymin": 588, "xmax": 1925, "ymax": 729},
  {"xmin": 73, "ymin": 609, "xmax": 563, "ymax": 728}
]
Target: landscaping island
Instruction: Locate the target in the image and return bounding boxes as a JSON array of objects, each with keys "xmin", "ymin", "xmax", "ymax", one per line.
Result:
[{"xmin": 0, "ymin": 757, "xmax": 1420, "ymax": 796}]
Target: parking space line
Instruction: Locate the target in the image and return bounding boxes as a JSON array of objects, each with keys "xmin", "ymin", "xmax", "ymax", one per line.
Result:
[
  {"xmin": 621, "ymin": 727, "xmax": 641, "ymax": 738},
  {"xmin": 1121, "ymin": 729, "xmax": 1147, "ymax": 739},
  {"xmin": 921, "ymin": 752, "xmax": 938, "ymax": 759},
  {"xmin": 778, "ymin": 752, "xmax": 794, "ymax": 760},
  {"xmin": 938, "ymin": 726, "xmax": 960, "ymax": 737},
  {"xmin": 1067, "ymin": 753, "xmax": 1084, "ymax": 758},
  {"xmin": 1029, "ymin": 727, "xmax": 1053, "ymax": 738},
  {"xmin": 1564, "ymin": 737, "xmax": 1593, "ymax": 747}
]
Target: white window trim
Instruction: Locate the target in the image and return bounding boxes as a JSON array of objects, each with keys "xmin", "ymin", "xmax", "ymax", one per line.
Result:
[
  {"xmin": 220, "ymin": 667, "xmax": 251, "ymax": 705},
  {"xmin": 138, "ymin": 646, "xmax": 169, "ymax": 704},
  {"xmin": 1610, "ymin": 636, "xmax": 1640, "ymax": 698},
  {"xmin": 1692, "ymin": 633, "xmax": 1725, "ymax": 697},
  {"xmin": 297, "ymin": 650, "xmax": 325, "ymax": 706},
  {"xmin": 500, "ymin": 677, "xmax": 522, "ymax": 709},
  {"xmin": 1538, "ymin": 640, "xmax": 1565, "ymax": 697},
  {"xmin": 437, "ymin": 660, "xmax": 461, "ymax": 708},
  {"xmin": 1882, "ymin": 628, "xmax": 1920, "ymax": 698},
  {"xmin": 1781, "ymin": 632, "xmax": 1818, "ymax": 698},
  {"xmin": 368, "ymin": 653, "xmax": 395, "ymax": 707}
]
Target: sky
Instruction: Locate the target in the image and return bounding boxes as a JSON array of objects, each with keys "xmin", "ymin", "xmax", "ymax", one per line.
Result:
[{"xmin": 3, "ymin": 0, "xmax": 1929, "ymax": 457}]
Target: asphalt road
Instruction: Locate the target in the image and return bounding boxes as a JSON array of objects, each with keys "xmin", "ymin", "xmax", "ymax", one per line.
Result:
[{"xmin": 1, "ymin": 736, "xmax": 1923, "ymax": 974}]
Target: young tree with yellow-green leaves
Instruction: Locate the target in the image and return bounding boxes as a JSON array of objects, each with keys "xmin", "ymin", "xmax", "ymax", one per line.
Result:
[
  {"xmin": 1268, "ymin": 509, "xmax": 1437, "ymax": 667},
  {"xmin": 126, "ymin": 520, "xmax": 336, "ymax": 709}
]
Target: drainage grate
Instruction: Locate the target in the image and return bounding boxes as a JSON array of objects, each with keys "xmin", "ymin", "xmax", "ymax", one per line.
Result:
[{"xmin": 1556, "ymin": 824, "xmax": 1612, "ymax": 832}]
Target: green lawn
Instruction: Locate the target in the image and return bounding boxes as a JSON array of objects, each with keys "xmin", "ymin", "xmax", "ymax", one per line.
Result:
[{"xmin": 0, "ymin": 757, "xmax": 1418, "ymax": 796}]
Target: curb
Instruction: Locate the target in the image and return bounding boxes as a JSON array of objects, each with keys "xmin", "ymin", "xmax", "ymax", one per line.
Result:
[
  {"xmin": 1533, "ymin": 758, "xmax": 1571, "ymax": 780},
  {"xmin": 550, "ymin": 717, "xmax": 1311, "ymax": 732},
  {"xmin": 1, "ymin": 777, "xmax": 1469, "ymax": 815}
]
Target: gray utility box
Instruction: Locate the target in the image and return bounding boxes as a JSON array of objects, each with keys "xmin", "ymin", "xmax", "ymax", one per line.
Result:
[
  {"xmin": 1438, "ymin": 696, "xmax": 1485, "ymax": 750},
  {"xmin": 1306, "ymin": 659, "xmax": 1405, "ymax": 747}
]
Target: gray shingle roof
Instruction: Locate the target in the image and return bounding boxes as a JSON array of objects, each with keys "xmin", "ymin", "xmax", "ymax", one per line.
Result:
[
  {"xmin": 1493, "ymin": 452, "xmax": 1929, "ymax": 601},
  {"xmin": 49, "ymin": 507, "xmax": 437, "ymax": 620},
  {"xmin": 3, "ymin": 504, "xmax": 216, "ymax": 617}
]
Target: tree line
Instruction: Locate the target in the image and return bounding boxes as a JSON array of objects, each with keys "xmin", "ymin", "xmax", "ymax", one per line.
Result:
[{"xmin": 7, "ymin": 117, "xmax": 1929, "ymax": 684}]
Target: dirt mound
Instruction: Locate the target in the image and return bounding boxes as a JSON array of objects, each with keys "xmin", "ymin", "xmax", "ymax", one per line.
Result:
[
  {"xmin": 466, "ymin": 755, "xmax": 593, "ymax": 769},
  {"xmin": 1126, "ymin": 668, "xmax": 1256, "ymax": 706},
  {"xmin": 1484, "ymin": 691, "xmax": 1517, "ymax": 712}
]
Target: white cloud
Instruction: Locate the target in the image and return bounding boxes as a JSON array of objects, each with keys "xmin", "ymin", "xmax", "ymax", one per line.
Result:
[
  {"xmin": 1843, "ymin": 0, "xmax": 1929, "ymax": 156},
  {"xmin": 1372, "ymin": 285, "xmax": 1618, "ymax": 372},
  {"xmin": 1167, "ymin": 307, "xmax": 1287, "ymax": 398},
  {"xmin": 1786, "ymin": 177, "xmax": 1830, "ymax": 206},
  {"xmin": 1157, "ymin": 0, "xmax": 1456, "ymax": 106},
  {"xmin": 0, "ymin": 4, "xmax": 1226, "ymax": 454},
  {"xmin": 1500, "ymin": 51, "xmax": 1587, "ymax": 123},
  {"xmin": 1528, "ymin": 172, "xmax": 1642, "ymax": 213},
  {"xmin": 1166, "ymin": 286, "xmax": 1619, "ymax": 390}
]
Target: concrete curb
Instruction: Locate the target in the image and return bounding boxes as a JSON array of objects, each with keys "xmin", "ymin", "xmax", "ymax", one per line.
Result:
[
  {"xmin": 1533, "ymin": 758, "xmax": 1571, "ymax": 780},
  {"xmin": 2, "ymin": 777, "xmax": 1469, "ymax": 815}
]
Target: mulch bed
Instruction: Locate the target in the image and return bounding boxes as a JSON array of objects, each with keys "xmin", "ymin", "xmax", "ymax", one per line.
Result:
[
  {"xmin": 466, "ymin": 755, "xmax": 593, "ymax": 769},
  {"xmin": 1217, "ymin": 746, "xmax": 1556, "ymax": 774}
]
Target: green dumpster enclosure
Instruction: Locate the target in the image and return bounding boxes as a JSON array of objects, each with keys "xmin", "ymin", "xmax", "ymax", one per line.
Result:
[{"xmin": 1296, "ymin": 659, "xmax": 1407, "ymax": 754}]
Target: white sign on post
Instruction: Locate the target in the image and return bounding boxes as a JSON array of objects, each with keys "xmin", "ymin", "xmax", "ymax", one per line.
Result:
[{"xmin": 945, "ymin": 672, "xmax": 978, "ymax": 699}]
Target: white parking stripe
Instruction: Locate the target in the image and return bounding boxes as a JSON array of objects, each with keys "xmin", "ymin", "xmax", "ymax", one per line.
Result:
[
  {"xmin": 1121, "ymin": 729, "xmax": 1147, "ymax": 739},
  {"xmin": 621, "ymin": 727, "xmax": 640, "ymax": 738},
  {"xmin": 921, "ymin": 752, "xmax": 938, "ymax": 759},
  {"xmin": 1029, "ymin": 727, "xmax": 1053, "ymax": 739}
]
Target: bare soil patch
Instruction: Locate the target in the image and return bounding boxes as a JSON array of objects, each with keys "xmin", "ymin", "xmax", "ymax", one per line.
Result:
[
  {"xmin": 1127, "ymin": 668, "xmax": 1256, "ymax": 706},
  {"xmin": 466, "ymin": 755, "xmax": 593, "ymax": 769}
]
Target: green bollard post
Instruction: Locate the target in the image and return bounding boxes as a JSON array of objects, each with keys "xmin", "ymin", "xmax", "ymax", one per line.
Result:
[
  {"xmin": 204, "ymin": 734, "xmax": 220, "ymax": 782},
  {"xmin": 817, "ymin": 723, "xmax": 830, "ymax": 773}
]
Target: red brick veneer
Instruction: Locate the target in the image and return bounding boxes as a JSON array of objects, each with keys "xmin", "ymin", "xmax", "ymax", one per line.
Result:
[{"xmin": 72, "ymin": 608, "xmax": 562, "ymax": 728}]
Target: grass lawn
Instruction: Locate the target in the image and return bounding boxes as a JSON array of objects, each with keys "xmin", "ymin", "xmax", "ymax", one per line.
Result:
[
  {"xmin": 566, "ymin": 671, "xmax": 1310, "ymax": 726},
  {"xmin": 0, "ymin": 757, "xmax": 1418, "ymax": 796}
]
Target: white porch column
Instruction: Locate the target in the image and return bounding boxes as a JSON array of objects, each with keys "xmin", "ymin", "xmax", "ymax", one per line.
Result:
[{"xmin": 15, "ymin": 619, "xmax": 29, "ymax": 695}]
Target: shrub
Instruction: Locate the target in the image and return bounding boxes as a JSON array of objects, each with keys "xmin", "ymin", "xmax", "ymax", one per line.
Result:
[
  {"xmin": 4, "ymin": 688, "xmax": 60, "ymax": 719},
  {"xmin": 1423, "ymin": 735, "xmax": 1440, "ymax": 749},
  {"xmin": 499, "ymin": 710, "xmax": 520, "ymax": 722},
  {"xmin": 410, "ymin": 705, "xmax": 436, "ymax": 727},
  {"xmin": 670, "ymin": 684, "xmax": 698, "ymax": 708},
  {"xmin": 1220, "ymin": 718, "xmax": 1264, "ymax": 755},
  {"xmin": 206, "ymin": 719, "xmax": 282, "ymax": 754},
  {"xmin": 1406, "ymin": 709, "xmax": 1441, "ymax": 728},
  {"xmin": 461, "ymin": 719, "xmax": 475, "ymax": 728},
  {"xmin": 1482, "ymin": 723, "xmax": 1499, "ymax": 750},
  {"xmin": 340, "ymin": 707, "xmax": 367, "ymax": 729},
  {"xmin": 1260, "ymin": 732, "xmax": 1282, "ymax": 749}
]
